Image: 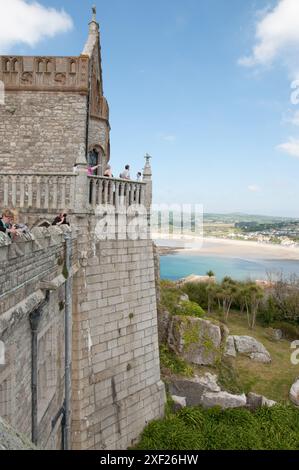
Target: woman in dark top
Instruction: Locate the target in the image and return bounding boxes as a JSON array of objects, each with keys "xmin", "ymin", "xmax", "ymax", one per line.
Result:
[
  {"xmin": 0, "ymin": 209, "xmax": 18, "ymax": 238},
  {"xmin": 52, "ymin": 212, "xmax": 70, "ymax": 226}
]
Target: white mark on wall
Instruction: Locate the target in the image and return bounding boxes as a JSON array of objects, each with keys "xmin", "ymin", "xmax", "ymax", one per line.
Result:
[
  {"xmin": 0, "ymin": 340, "xmax": 5, "ymax": 365},
  {"xmin": 0, "ymin": 81, "xmax": 5, "ymax": 105}
]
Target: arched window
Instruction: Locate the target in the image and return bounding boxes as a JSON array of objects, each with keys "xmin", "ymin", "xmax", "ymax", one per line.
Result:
[
  {"xmin": 37, "ymin": 60, "xmax": 44, "ymax": 73},
  {"xmin": 46, "ymin": 60, "xmax": 53, "ymax": 73},
  {"xmin": 4, "ymin": 59, "xmax": 10, "ymax": 72},
  {"xmin": 70, "ymin": 60, "xmax": 76, "ymax": 74},
  {"xmin": 11, "ymin": 59, "xmax": 18, "ymax": 72}
]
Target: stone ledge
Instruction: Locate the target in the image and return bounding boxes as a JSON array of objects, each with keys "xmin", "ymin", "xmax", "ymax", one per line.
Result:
[{"xmin": 0, "ymin": 225, "xmax": 76, "ymax": 261}]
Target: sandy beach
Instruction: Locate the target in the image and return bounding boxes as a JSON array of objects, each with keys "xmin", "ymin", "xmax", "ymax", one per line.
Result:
[{"xmin": 153, "ymin": 233, "xmax": 299, "ymax": 261}]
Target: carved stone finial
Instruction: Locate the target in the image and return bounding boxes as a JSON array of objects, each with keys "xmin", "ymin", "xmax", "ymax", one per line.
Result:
[
  {"xmin": 144, "ymin": 153, "xmax": 152, "ymax": 167},
  {"xmin": 92, "ymin": 5, "xmax": 97, "ymax": 21}
]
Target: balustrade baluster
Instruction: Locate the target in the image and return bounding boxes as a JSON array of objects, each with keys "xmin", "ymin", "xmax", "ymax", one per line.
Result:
[
  {"xmin": 103, "ymin": 179, "xmax": 109, "ymax": 204},
  {"xmin": 36, "ymin": 176, "xmax": 41, "ymax": 209},
  {"xmin": 60, "ymin": 177, "xmax": 66, "ymax": 209},
  {"xmin": 44, "ymin": 177, "xmax": 49, "ymax": 209},
  {"xmin": 11, "ymin": 175, "xmax": 17, "ymax": 207},
  {"xmin": 115, "ymin": 182, "xmax": 120, "ymax": 211},
  {"xmin": 52, "ymin": 176, "xmax": 58, "ymax": 209},
  {"xmin": 96, "ymin": 178, "xmax": 103, "ymax": 205},
  {"xmin": 19, "ymin": 176, "xmax": 25, "ymax": 208},
  {"xmin": 3, "ymin": 178, "xmax": 9, "ymax": 206},
  {"xmin": 27, "ymin": 176, "xmax": 33, "ymax": 207},
  {"xmin": 136, "ymin": 184, "xmax": 141, "ymax": 205}
]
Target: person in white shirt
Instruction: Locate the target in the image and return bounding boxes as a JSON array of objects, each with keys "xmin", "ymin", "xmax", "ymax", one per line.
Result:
[
  {"xmin": 120, "ymin": 165, "xmax": 131, "ymax": 180},
  {"xmin": 136, "ymin": 172, "xmax": 142, "ymax": 182}
]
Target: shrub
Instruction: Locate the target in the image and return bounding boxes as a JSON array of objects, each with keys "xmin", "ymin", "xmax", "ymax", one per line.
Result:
[
  {"xmin": 182, "ymin": 283, "xmax": 209, "ymax": 309},
  {"xmin": 174, "ymin": 301, "xmax": 205, "ymax": 318},
  {"xmin": 272, "ymin": 321, "xmax": 299, "ymax": 341}
]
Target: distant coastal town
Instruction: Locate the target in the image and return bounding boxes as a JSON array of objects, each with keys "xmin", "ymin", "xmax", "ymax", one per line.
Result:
[{"xmin": 154, "ymin": 212, "xmax": 299, "ymax": 249}]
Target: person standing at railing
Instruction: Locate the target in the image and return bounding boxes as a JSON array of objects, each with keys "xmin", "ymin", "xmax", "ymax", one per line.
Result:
[
  {"xmin": 88, "ymin": 164, "xmax": 101, "ymax": 176},
  {"xmin": 0, "ymin": 209, "xmax": 19, "ymax": 238},
  {"xmin": 104, "ymin": 165, "xmax": 113, "ymax": 178},
  {"xmin": 136, "ymin": 172, "xmax": 142, "ymax": 182},
  {"xmin": 120, "ymin": 165, "xmax": 131, "ymax": 180}
]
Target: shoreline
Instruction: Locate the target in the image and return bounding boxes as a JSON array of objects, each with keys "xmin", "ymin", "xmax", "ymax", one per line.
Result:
[{"xmin": 153, "ymin": 233, "xmax": 299, "ymax": 261}]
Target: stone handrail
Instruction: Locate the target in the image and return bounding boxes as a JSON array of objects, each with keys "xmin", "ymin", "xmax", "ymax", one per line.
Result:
[
  {"xmin": 88, "ymin": 176, "xmax": 146, "ymax": 208},
  {"xmin": 0, "ymin": 173, "xmax": 76, "ymax": 210}
]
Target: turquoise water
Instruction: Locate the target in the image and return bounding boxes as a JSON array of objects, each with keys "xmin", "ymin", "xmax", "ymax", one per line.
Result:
[{"xmin": 160, "ymin": 253, "xmax": 299, "ymax": 282}]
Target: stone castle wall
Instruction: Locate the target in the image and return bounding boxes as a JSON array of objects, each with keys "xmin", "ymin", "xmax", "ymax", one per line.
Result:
[
  {"xmin": 0, "ymin": 91, "xmax": 87, "ymax": 173},
  {"xmin": 0, "ymin": 226, "xmax": 77, "ymax": 449},
  {"xmin": 72, "ymin": 215, "xmax": 165, "ymax": 449}
]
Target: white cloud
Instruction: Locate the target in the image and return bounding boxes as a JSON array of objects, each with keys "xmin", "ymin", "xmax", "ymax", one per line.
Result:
[
  {"xmin": 277, "ymin": 138, "xmax": 299, "ymax": 158},
  {"xmin": 248, "ymin": 184, "xmax": 261, "ymax": 192},
  {"xmin": 239, "ymin": 0, "xmax": 299, "ymax": 75},
  {"xmin": 0, "ymin": 0, "xmax": 73, "ymax": 52}
]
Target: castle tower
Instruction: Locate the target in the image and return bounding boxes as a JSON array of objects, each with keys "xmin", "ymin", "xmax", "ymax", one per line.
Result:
[
  {"xmin": 0, "ymin": 5, "xmax": 110, "ymax": 175},
  {"xmin": 0, "ymin": 8, "xmax": 165, "ymax": 450}
]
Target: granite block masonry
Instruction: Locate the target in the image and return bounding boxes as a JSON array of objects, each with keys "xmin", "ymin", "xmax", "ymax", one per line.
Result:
[{"xmin": 0, "ymin": 8, "xmax": 165, "ymax": 450}]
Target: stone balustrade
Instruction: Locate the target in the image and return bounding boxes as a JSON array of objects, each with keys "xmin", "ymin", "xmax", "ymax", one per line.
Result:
[
  {"xmin": 0, "ymin": 173, "xmax": 76, "ymax": 210},
  {"xmin": 0, "ymin": 172, "xmax": 150, "ymax": 213},
  {"xmin": 88, "ymin": 176, "xmax": 146, "ymax": 209}
]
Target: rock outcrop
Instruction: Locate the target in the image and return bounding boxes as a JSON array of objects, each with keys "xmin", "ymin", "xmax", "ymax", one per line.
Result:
[
  {"xmin": 168, "ymin": 316, "xmax": 222, "ymax": 366},
  {"xmin": 177, "ymin": 275, "xmax": 216, "ymax": 285},
  {"xmin": 231, "ymin": 335, "xmax": 271, "ymax": 363},
  {"xmin": 246, "ymin": 393, "xmax": 277, "ymax": 410},
  {"xmin": 200, "ymin": 391, "xmax": 247, "ymax": 410},
  {"xmin": 225, "ymin": 336, "xmax": 237, "ymax": 358}
]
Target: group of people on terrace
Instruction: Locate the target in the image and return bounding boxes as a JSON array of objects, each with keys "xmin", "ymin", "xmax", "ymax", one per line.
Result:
[
  {"xmin": 74, "ymin": 162, "xmax": 143, "ymax": 182},
  {"xmin": 0, "ymin": 208, "xmax": 69, "ymax": 241}
]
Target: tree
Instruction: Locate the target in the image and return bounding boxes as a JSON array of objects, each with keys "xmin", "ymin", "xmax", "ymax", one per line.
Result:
[
  {"xmin": 206, "ymin": 283, "xmax": 218, "ymax": 315},
  {"xmin": 243, "ymin": 284, "xmax": 264, "ymax": 329},
  {"xmin": 206, "ymin": 270, "xmax": 215, "ymax": 278},
  {"xmin": 219, "ymin": 277, "xmax": 238, "ymax": 321}
]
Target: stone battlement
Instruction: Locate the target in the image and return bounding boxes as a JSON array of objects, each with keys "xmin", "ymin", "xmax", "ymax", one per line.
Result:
[{"xmin": 0, "ymin": 55, "xmax": 89, "ymax": 93}]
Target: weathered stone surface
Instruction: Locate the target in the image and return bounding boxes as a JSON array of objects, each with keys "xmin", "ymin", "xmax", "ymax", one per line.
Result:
[
  {"xmin": 194, "ymin": 373, "xmax": 221, "ymax": 392},
  {"xmin": 172, "ymin": 395, "xmax": 187, "ymax": 411},
  {"xmin": 250, "ymin": 352, "xmax": 272, "ymax": 363},
  {"xmin": 168, "ymin": 316, "xmax": 222, "ymax": 366},
  {"xmin": 168, "ymin": 374, "xmax": 220, "ymax": 407},
  {"xmin": 233, "ymin": 336, "xmax": 271, "ymax": 363},
  {"xmin": 179, "ymin": 294, "xmax": 189, "ymax": 302},
  {"xmin": 178, "ymin": 275, "xmax": 216, "ymax": 285},
  {"xmin": 0, "ymin": 416, "xmax": 36, "ymax": 450},
  {"xmin": 290, "ymin": 379, "xmax": 299, "ymax": 406},
  {"xmin": 158, "ymin": 310, "xmax": 171, "ymax": 344},
  {"xmin": 200, "ymin": 391, "xmax": 247, "ymax": 410},
  {"xmin": 246, "ymin": 393, "xmax": 277, "ymax": 410},
  {"xmin": 225, "ymin": 335, "xmax": 237, "ymax": 358},
  {"xmin": 265, "ymin": 328, "xmax": 283, "ymax": 342}
]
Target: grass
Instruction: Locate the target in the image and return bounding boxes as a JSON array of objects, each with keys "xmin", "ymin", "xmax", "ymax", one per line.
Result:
[
  {"xmin": 209, "ymin": 309, "xmax": 299, "ymax": 402},
  {"xmin": 159, "ymin": 344, "xmax": 194, "ymax": 378},
  {"xmin": 159, "ymin": 281, "xmax": 298, "ymax": 402},
  {"xmin": 134, "ymin": 404, "xmax": 299, "ymax": 450}
]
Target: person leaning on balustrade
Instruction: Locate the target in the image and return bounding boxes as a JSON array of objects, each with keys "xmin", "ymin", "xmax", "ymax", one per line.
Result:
[{"xmin": 0, "ymin": 209, "xmax": 20, "ymax": 239}]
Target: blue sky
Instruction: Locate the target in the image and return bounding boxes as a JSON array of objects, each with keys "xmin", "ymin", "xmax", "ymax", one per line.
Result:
[{"xmin": 2, "ymin": 0, "xmax": 299, "ymax": 217}]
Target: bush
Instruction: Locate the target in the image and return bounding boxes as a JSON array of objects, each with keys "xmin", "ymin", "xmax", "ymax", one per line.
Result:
[
  {"xmin": 272, "ymin": 321, "xmax": 299, "ymax": 341},
  {"xmin": 160, "ymin": 281, "xmax": 183, "ymax": 313},
  {"xmin": 174, "ymin": 301, "xmax": 205, "ymax": 318},
  {"xmin": 182, "ymin": 283, "xmax": 209, "ymax": 309}
]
